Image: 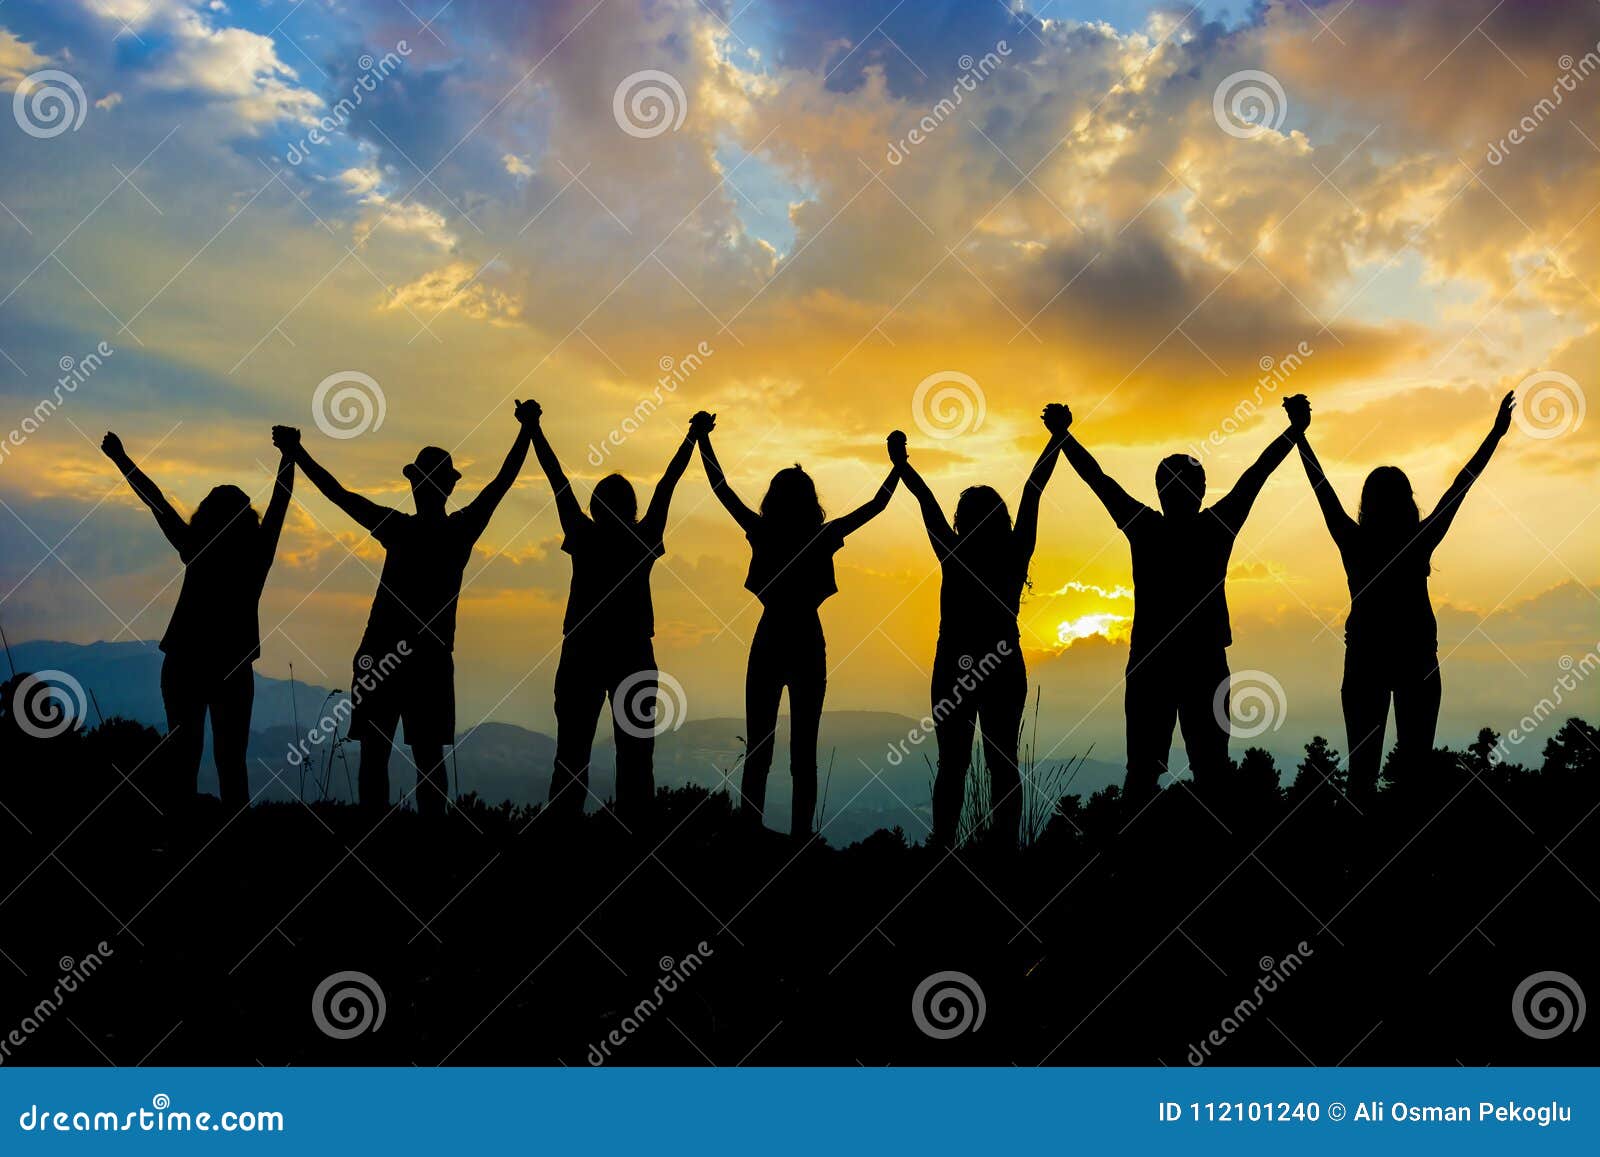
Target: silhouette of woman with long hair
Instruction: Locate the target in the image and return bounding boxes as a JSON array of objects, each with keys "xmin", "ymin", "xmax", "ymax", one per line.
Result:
[
  {"xmin": 101, "ymin": 431, "xmax": 294, "ymax": 810},
  {"xmin": 892, "ymin": 406, "xmax": 1069, "ymax": 850},
  {"xmin": 530, "ymin": 403, "xmax": 715, "ymax": 824},
  {"xmin": 272, "ymin": 403, "xmax": 536, "ymax": 818},
  {"xmin": 1292, "ymin": 391, "xmax": 1516, "ymax": 801},
  {"xmin": 697, "ymin": 417, "xmax": 901, "ymax": 840}
]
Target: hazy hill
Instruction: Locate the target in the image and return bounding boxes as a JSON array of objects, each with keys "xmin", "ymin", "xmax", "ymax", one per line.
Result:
[{"xmin": 8, "ymin": 640, "xmax": 1124, "ymax": 844}]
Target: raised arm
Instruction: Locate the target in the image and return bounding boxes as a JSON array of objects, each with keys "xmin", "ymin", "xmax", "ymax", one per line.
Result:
[
  {"xmin": 696, "ymin": 426, "xmax": 760, "ymax": 534},
  {"xmin": 1290, "ymin": 414, "xmax": 1356, "ymax": 551},
  {"xmin": 1210, "ymin": 394, "xmax": 1308, "ymax": 533},
  {"xmin": 272, "ymin": 426, "xmax": 395, "ymax": 533},
  {"xmin": 524, "ymin": 400, "xmax": 585, "ymax": 535},
  {"xmin": 459, "ymin": 400, "xmax": 537, "ymax": 540},
  {"xmin": 828, "ymin": 454, "xmax": 901, "ymax": 540},
  {"xmin": 1421, "ymin": 390, "xmax": 1514, "ymax": 550},
  {"xmin": 640, "ymin": 412, "xmax": 711, "ymax": 539},
  {"xmin": 1058, "ymin": 410, "xmax": 1148, "ymax": 530},
  {"xmin": 1013, "ymin": 404, "xmax": 1070, "ymax": 558},
  {"xmin": 889, "ymin": 432, "xmax": 955, "ymax": 556},
  {"xmin": 101, "ymin": 432, "xmax": 189, "ymax": 556},
  {"xmin": 259, "ymin": 441, "xmax": 296, "ymax": 569}
]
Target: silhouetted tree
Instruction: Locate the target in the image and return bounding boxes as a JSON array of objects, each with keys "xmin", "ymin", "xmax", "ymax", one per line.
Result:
[
  {"xmin": 1288, "ymin": 735, "xmax": 1345, "ymax": 805},
  {"xmin": 1540, "ymin": 717, "xmax": 1600, "ymax": 777},
  {"xmin": 1235, "ymin": 746, "xmax": 1283, "ymax": 801}
]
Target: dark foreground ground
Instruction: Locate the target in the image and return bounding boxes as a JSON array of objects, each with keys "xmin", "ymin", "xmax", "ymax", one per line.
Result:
[{"xmin": 1, "ymin": 716, "xmax": 1596, "ymax": 1067}]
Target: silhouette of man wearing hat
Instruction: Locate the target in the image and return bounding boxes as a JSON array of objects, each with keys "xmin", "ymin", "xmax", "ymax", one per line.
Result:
[{"xmin": 273, "ymin": 401, "xmax": 537, "ymax": 816}]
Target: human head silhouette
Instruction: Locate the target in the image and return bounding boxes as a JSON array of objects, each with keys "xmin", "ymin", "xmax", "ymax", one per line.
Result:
[
  {"xmin": 1155, "ymin": 453, "xmax": 1205, "ymax": 517},
  {"xmin": 403, "ymin": 446, "xmax": 460, "ymax": 513},
  {"xmin": 953, "ymin": 485, "xmax": 1012, "ymax": 547},
  {"xmin": 591, "ymin": 473, "xmax": 638, "ymax": 529},
  {"xmin": 190, "ymin": 484, "xmax": 259, "ymax": 551},
  {"xmin": 1358, "ymin": 465, "xmax": 1420, "ymax": 540},
  {"xmin": 760, "ymin": 466, "xmax": 824, "ymax": 530}
]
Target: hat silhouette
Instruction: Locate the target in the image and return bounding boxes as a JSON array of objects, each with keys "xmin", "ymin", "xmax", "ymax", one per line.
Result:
[{"xmin": 403, "ymin": 446, "xmax": 461, "ymax": 487}]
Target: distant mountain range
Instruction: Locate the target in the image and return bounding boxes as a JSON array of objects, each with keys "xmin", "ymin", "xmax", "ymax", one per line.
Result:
[{"xmin": 7, "ymin": 640, "xmax": 1124, "ymax": 845}]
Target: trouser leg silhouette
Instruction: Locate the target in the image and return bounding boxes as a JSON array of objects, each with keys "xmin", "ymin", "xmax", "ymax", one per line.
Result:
[
  {"xmin": 742, "ymin": 614, "xmax": 825, "ymax": 835},
  {"xmin": 357, "ymin": 725, "xmax": 394, "ymax": 811},
  {"xmin": 786, "ymin": 652, "xmax": 826, "ymax": 841},
  {"xmin": 1391, "ymin": 655, "xmax": 1442, "ymax": 782},
  {"xmin": 1123, "ymin": 654, "xmax": 1179, "ymax": 802},
  {"xmin": 741, "ymin": 638, "xmax": 784, "ymax": 827},
  {"xmin": 1176, "ymin": 654, "xmax": 1231, "ymax": 792},
  {"xmin": 1342, "ymin": 651, "xmax": 1392, "ymax": 800},
  {"xmin": 550, "ymin": 645, "xmax": 608, "ymax": 819},
  {"xmin": 414, "ymin": 743, "xmax": 447, "ymax": 818},
  {"xmin": 160, "ymin": 656, "xmax": 206, "ymax": 810},
  {"xmin": 977, "ymin": 656, "xmax": 1028, "ymax": 849},
  {"xmin": 931, "ymin": 690, "xmax": 979, "ymax": 849},
  {"xmin": 351, "ymin": 653, "xmax": 405, "ymax": 811},
  {"xmin": 210, "ymin": 665, "xmax": 254, "ymax": 811},
  {"xmin": 611, "ymin": 643, "xmax": 658, "ymax": 825}
]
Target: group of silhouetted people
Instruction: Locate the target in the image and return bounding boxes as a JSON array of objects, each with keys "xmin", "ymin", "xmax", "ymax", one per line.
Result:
[{"xmin": 104, "ymin": 385, "xmax": 1517, "ymax": 845}]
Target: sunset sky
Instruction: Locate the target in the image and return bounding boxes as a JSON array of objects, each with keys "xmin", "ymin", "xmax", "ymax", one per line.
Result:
[{"xmin": 1, "ymin": 0, "xmax": 1596, "ymax": 769}]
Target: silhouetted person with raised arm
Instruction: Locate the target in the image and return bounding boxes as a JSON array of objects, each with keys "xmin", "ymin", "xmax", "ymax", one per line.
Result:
[
  {"xmin": 530, "ymin": 403, "xmax": 715, "ymax": 823},
  {"xmin": 1293, "ymin": 391, "xmax": 1515, "ymax": 803},
  {"xmin": 272, "ymin": 403, "xmax": 536, "ymax": 818},
  {"xmin": 101, "ymin": 430, "xmax": 294, "ymax": 810},
  {"xmin": 892, "ymin": 406, "xmax": 1070, "ymax": 850},
  {"xmin": 1059, "ymin": 395, "xmax": 1309, "ymax": 801},
  {"xmin": 698, "ymin": 418, "xmax": 901, "ymax": 840}
]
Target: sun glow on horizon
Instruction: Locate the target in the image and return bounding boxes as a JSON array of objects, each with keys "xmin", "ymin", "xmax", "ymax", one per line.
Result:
[{"xmin": 1056, "ymin": 613, "xmax": 1132, "ymax": 647}]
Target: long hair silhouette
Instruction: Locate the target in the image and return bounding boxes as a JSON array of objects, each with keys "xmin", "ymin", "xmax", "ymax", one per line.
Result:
[
  {"xmin": 760, "ymin": 466, "xmax": 826, "ymax": 530},
  {"xmin": 952, "ymin": 486, "xmax": 1011, "ymax": 550},
  {"xmin": 533, "ymin": 408, "xmax": 708, "ymax": 824},
  {"xmin": 591, "ymin": 473, "xmax": 640, "ymax": 527},
  {"xmin": 698, "ymin": 417, "xmax": 900, "ymax": 840},
  {"xmin": 1357, "ymin": 466, "xmax": 1423, "ymax": 555},
  {"xmin": 1293, "ymin": 391, "xmax": 1515, "ymax": 801},
  {"xmin": 101, "ymin": 432, "xmax": 293, "ymax": 811},
  {"xmin": 190, "ymin": 485, "xmax": 260, "ymax": 546},
  {"xmin": 894, "ymin": 410, "xmax": 1065, "ymax": 849}
]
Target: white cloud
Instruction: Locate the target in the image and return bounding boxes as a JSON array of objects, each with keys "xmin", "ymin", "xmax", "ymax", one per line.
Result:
[
  {"xmin": 87, "ymin": 0, "xmax": 322, "ymax": 129},
  {"xmin": 353, "ymin": 196, "xmax": 457, "ymax": 251},
  {"xmin": 0, "ymin": 27, "xmax": 50, "ymax": 86},
  {"xmin": 385, "ymin": 259, "xmax": 523, "ymax": 325},
  {"xmin": 338, "ymin": 164, "xmax": 384, "ymax": 197}
]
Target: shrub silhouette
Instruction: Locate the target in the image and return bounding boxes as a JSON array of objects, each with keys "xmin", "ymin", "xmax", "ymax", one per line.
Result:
[{"xmin": 0, "ymin": 710, "xmax": 1594, "ymax": 1066}]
